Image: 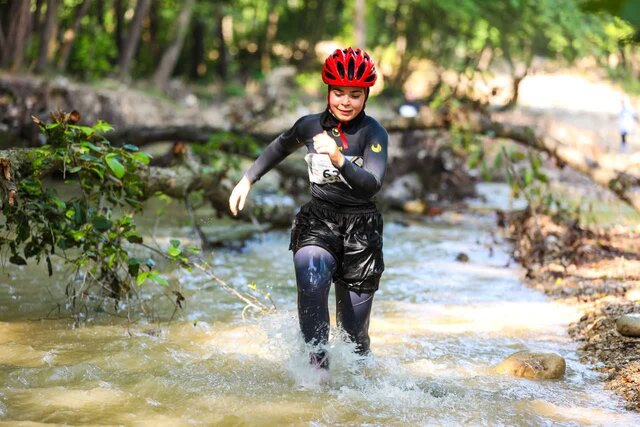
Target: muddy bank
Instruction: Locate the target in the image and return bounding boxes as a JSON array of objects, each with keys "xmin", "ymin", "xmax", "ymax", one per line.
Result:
[{"xmin": 504, "ymin": 210, "xmax": 640, "ymax": 410}]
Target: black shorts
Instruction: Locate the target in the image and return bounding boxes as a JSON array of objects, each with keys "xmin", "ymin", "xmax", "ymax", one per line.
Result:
[{"xmin": 289, "ymin": 198, "xmax": 384, "ymax": 293}]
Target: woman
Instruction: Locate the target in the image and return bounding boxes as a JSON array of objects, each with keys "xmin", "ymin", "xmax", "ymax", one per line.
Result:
[{"xmin": 229, "ymin": 48, "xmax": 388, "ymax": 370}]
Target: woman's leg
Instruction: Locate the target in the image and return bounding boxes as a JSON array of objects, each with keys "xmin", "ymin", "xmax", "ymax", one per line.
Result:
[
  {"xmin": 293, "ymin": 245, "xmax": 337, "ymax": 367},
  {"xmin": 335, "ymin": 284, "xmax": 375, "ymax": 355}
]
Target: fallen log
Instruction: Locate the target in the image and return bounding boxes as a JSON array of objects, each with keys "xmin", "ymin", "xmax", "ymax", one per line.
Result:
[
  {"xmin": 105, "ymin": 106, "xmax": 640, "ymax": 213},
  {"xmin": 2, "ymin": 73, "xmax": 638, "ymax": 213}
]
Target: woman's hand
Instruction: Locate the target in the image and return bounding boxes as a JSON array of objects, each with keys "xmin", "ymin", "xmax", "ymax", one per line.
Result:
[
  {"xmin": 229, "ymin": 176, "xmax": 252, "ymax": 216},
  {"xmin": 313, "ymin": 131, "xmax": 345, "ymax": 168}
]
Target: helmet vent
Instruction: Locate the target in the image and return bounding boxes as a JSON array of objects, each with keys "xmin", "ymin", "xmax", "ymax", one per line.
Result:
[
  {"xmin": 348, "ymin": 58, "xmax": 355, "ymax": 80},
  {"xmin": 356, "ymin": 63, "xmax": 366, "ymax": 80}
]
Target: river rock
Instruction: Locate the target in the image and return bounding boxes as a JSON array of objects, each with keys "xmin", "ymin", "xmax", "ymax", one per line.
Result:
[
  {"xmin": 615, "ymin": 313, "xmax": 640, "ymax": 337},
  {"xmin": 496, "ymin": 351, "xmax": 566, "ymax": 379},
  {"xmin": 403, "ymin": 199, "xmax": 427, "ymax": 214},
  {"xmin": 455, "ymin": 252, "xmax": 469, "ymax": 262}
]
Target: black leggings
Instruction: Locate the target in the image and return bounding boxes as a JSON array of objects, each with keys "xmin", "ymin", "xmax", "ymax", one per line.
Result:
[{"xmin": 293, "ymin": 245, "xmax": 374, "ymax": 356}]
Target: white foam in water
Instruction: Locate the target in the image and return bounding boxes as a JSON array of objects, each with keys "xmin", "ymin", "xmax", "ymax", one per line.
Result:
[{"xmin": 256, "ymin": 311, "xmax": 367, "ymax": 390}]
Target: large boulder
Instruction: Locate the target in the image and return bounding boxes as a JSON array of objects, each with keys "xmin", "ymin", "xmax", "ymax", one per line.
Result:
[
  {"xmin": 496, "ymin": 351, "xmax": 566, "ymax": 379},
  {"xmin": 616, "ymin": 313, "xmax": 640, "ymax": 337}
]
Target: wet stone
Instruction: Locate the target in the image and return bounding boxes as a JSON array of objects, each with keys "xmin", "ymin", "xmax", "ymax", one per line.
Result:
[
  {"xmin": 455, "ymin": 252, "xmax": 469, "ymax": 262},
  {"xmin": 616, "ymin": 313, "xmax": 640, "ymax": 337},
  {"xmin": 496, "ymin": 351, "xmax": 566, "ymax": 380}
]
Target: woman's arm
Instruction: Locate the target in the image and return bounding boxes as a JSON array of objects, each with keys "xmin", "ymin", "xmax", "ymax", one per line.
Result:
[
  {"xmin": 244, "ymin": 120, "xmax": 305, "ymax": 184},
  {"xmin": 338, "ymin": 124, "xmax": 388, "ymax": 199},
  {"xmin": 229, "ymin": 118, "xmax": 304, "ymax": 215}
]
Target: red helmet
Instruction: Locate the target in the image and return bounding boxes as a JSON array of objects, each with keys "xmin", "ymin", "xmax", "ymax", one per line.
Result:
[{"xmin": 322, "ymin": 47, "xmax": 377, "ymax": 87}]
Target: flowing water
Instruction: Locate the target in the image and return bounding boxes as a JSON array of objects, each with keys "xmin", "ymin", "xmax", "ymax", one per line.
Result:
[{"xmin": 1, "ymin": 183, "xmax": 639, "ymax": 426}]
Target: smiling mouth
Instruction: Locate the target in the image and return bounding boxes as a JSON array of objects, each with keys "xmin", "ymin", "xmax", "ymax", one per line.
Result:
[{"xmin": 337, "ymin": 109, "xmax": 352, "ymax": 114}]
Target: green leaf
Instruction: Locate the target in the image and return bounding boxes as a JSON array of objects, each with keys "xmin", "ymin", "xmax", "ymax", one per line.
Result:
[
  {"xmin": 530, "ymin": 154, "xmax": 542, "ymax": 173},
  {"xmin": 79, "ymin": 154, "xmax": 101, "ymax": 163},
  {"xmin": 125, "ymin": 232, "xmax": 143, "ymax": 244},
  {"xmin": 105, "ymin": 154, "xmax": 125, "ymax": 178},
  {"xmin": 524, "ymin": 169, "xmax": 533, "ymax": 186},
  {"xmin": 74, "ymin": 125, "xmax": 95, "ymax": 136},
  {"xmin": 137, "ymin": 272, "xmax": 149, "ymax": 286},
  {"xmin": 128, "ymin": 263, "xmax": 140, "ymax": 277},
  {"xmin": 131, "ymin": 152, "xmax": 151, "ymax": 165},
  {"xmin": 71, "ymin": 230, "xmax": 85, "ymax": 241},
  {"xmin": 81, "ymin": 141, "xmax": 102, "ymax": 152},
  {"xmin": 123, "ymin": 144, "xmax": 139, "ymax": 152},
  {"xmin": 510, "ymin": 151, "xmax": 526, "ymax": 162},
  {"xmin": 536, "ymin": 172, "xmax": 548, "ymax": 183},
  {"xmin": 9, "ymin": 255, "xmax": 27, "ymax": 265},
  {"xmin": 167, "ymin": 246, "xmax": 181, "ymax": 257},
  {"xmin": 170, "ymin": 239, "xmax": 181, "ymax": 247},
  {"xmin": 492, "ymin": 152, "xmax": 503, "ymax": 170},
  {"xmin": 92, "ymin": 215, "xmax": 112, "ymax": 232},
  {"xmin": 52, "ymin": 198, "xmax": 66, "ymax": 210},
  {"xmin": 150, "ymin": 273, "xmax": 169, "ymax": 286},
  {"xmin": 94, "ymin": 120, "xmax": 113, "ymax": 133}
]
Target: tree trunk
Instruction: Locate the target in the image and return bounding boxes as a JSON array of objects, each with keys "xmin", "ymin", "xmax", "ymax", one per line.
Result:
[
  {"xmin": 260, "ymin": 2, "xmax": 279, "ymax": 74},
  {"xmin": 152, "ymin": 0, "xmax": 195, "ymax": 88},
  {"xmin": 32, "ymin": 0, "xmax": 45, "ymax": 34},
  {"xmin": 118, "ymin": 0, "xmax": 151, "ymax": 80},
  {"xmin": 57, "ymin": 0, "xmax": 93, "ymax": 72},
  {"xmin": 114, "ymin": 0, "xmax": 126, "ymax": 58},
  {"xmin": 95, "ymin": 0, "xmax": 105, "ymax": 30},
  {"xmin": 148, "ymin": 3, "xmax": 160, "ymax": 58},
  {"xmin": 191, "ymin": 18, "xmax": 205, "ymax": 80},
  {"xmin": 107, "ymin": 110, "xmax": 640, "ymax": 214},
  {"xmin": 498, "ymin": 69, "xmax": 529, "ymax": 111},
  {"xmin": 354, "ymin": 0, "xmax": 365, "ymax": 48},
  {"xmin": 3, "ymin": 74, "xmax": 640, "ymax": 214},
  {"xmin": 35, "ymin": 0, "xmax": 59, "ymax": 73},
  {"xmin": 216, "ymin": 7, "xmax": 229, "ymax": 80},
  {"xmin": 0, "ymin": 21, "xmax": 6, "ymax": 56},
  {"xmin": 3, "ymin": 0, "xmax": 32, "ymax": 70},
  {"xmin": 387, "ymin": 0, "xmax": 408, "ymax": 89}
]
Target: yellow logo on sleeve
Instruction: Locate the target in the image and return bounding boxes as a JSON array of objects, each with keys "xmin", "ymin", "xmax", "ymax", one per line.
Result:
[{"xmin": 371, "ymin": 143, "xmax": 382, "ymax": 153}]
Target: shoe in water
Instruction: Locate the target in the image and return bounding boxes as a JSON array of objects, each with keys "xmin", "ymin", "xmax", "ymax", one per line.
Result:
[{"xmin": 309, "ymin": 351, "xmax": 329, "ymax": 370}]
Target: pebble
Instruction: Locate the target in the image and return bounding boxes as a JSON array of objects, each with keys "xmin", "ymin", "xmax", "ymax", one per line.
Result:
[{"xmin": 615, "ymin": 313, "xmax": 640, "ymax": 337}]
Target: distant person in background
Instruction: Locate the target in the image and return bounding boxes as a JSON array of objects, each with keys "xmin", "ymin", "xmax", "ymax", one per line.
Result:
[{"xmin": 618, "ymin": 97, "xmax": 638, "ymax": 152}]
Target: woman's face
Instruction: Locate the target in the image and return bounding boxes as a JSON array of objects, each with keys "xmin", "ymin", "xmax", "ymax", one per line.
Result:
[{"xmin": 328, "ymin": 86, "xmax": 366, "ymax": 122}]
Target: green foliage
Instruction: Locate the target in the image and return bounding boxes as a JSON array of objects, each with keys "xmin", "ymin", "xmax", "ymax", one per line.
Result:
[
  {"xmin": 192, "ymin": 131, "xmax": 261, "ymax": 173},
  {"xmin": 0, "ymin": 112, "xmax": 177, "ymax": 314},
  {"xmin": 495, "ymin": 146, "xmax": 574, "ymax": 221},
  {"xmin": 11, "ymin": 0, "xmax": 635, "ymax": 90},
  {"xmin": 67, "ymin": 19, "xmax": 117, "ymax": 80}
]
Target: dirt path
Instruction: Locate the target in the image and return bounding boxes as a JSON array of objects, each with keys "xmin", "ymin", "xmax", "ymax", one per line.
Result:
[
  {"xmin": 512, "ymin": 71, "xmax": 640, "ymax": 152},
  {"xmin": 500, "ymin": 71, "xmax": 640, "ymax": 411}
]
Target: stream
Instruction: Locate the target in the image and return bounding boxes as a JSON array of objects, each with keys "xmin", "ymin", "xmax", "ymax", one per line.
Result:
[{"xmin": 1, "ymin": 183, "xmax": 639, "ymax": 426}]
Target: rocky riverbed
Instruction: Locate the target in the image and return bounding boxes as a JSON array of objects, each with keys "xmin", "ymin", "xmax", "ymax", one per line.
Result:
[{"xmin": 505, "ymin": 210, "xmax": 640, "ymax": 410}]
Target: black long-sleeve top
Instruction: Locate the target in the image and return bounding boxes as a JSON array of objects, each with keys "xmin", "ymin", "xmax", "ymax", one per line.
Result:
[{"xmin": 244, "ymin": 109, "xmax": 388, "ymax": 207}]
